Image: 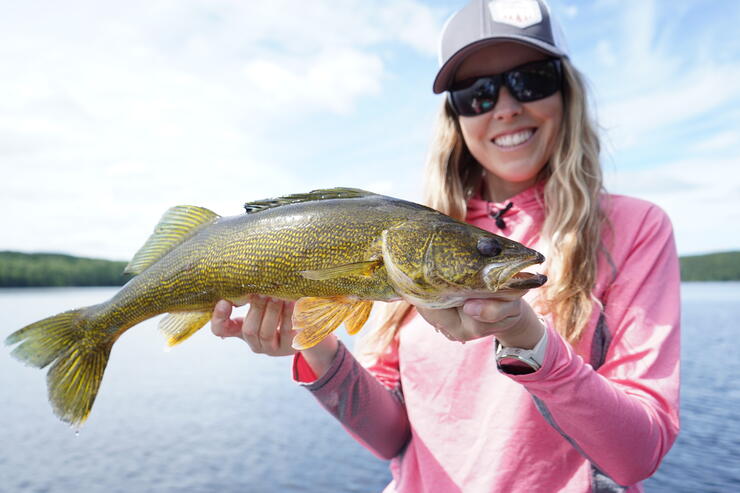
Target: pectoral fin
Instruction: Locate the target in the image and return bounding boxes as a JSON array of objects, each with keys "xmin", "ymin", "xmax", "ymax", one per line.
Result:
[
  {"xmin": 159, "ymin": 311, "xmax": 212, "ymax": 347},
  {"xmin": 291, "ymin": 297, "xmax": 373, "ymax": 349},
  {"xmin": 300, "ymin": 260, "xmax": 381, "ymax": 281}
]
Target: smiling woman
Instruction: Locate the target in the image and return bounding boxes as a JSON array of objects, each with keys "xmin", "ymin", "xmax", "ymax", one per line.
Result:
[{"xmin": 211, "ymin": 1, "xmax": 681, "ymax": 492}]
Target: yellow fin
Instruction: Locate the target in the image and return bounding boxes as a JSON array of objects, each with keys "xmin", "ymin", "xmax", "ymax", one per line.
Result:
[
  {"xmin": 125, "ymin": 205, "xmax": 220, "ymax": 275},
  {"xmin": 300, "ymin": 260, "xmax": 381, "ymax": 281},
  {"xmin": 5, "ymin": 307, "xmax": 115, "ymax": 427},
  {"xmin": 291, "ymin": 296, "xmax": 369, "ymax": 349},
  {"xmin": 159, "ymin": 311, "xmax": 212, "ymax": 347},
  {"xmin": 344, "ymin": 300, "xmax": 373, "ymax": 335}
]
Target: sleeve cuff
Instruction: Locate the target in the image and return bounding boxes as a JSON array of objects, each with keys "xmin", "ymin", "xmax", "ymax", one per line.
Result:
[
  {"xmin": 504, "ymin": 321, "xmax": 562, "ymax": 382},
  {"xmin": 292, "ymin": 341, "xmax": 348, "ymax": 390}
]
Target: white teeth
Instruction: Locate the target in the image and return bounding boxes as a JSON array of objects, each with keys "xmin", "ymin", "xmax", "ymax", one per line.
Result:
[{"xmin": 493, "ymin": 129, "xmax": 534, "ymax": 148}]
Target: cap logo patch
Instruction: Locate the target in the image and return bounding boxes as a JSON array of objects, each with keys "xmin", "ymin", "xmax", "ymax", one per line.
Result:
[{"xmin": 488, "ymin": 0, "xmax": 543, "ymax": 29}]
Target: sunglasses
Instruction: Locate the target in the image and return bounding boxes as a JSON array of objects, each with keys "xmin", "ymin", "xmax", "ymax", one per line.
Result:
[{"xmin": 448, "ymin": 58, "xmax": 562, "ymax": 117}]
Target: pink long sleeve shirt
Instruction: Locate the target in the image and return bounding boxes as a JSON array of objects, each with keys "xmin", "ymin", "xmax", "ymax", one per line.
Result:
[{"xmin": 294, "ymin": 185, "xmax": 681, "ymax": 493}]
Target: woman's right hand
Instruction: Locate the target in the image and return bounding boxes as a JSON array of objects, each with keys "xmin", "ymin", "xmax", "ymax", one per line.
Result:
[{"xmin": 210, "ymin": 296, "xmax": 298, "ymax": 356}]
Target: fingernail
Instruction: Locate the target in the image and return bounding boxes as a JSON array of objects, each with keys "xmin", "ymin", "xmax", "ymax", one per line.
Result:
[{"xmin": 463, "ymin": 302, "xmax": 482, "ymax": 317}]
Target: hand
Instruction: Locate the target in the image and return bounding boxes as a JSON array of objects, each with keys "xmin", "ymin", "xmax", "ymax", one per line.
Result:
[
  {"xmin": 210, "ymin": 296, "xmax": 297, "ymax": 356},
  {"xmin": 415, "ymin": 290, "xmax": 544, "ymax": 349}
]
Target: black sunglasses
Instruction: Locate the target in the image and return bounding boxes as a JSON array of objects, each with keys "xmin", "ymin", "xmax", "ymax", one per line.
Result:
[{"xmin": 448, "ymin": 58, "xmax": 562, "ymax": 117}]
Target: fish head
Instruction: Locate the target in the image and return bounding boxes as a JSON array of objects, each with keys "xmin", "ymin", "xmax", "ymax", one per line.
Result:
[{"xmin": 382, "ymin": 220, "xmax": 546, "ymax": 307}]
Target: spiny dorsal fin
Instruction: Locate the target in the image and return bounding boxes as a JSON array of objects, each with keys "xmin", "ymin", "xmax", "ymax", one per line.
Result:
[
  {"xmin": 244, "ymin": 188, "xmax": 375, "ymax": 214},
  {"xmin": 124, "ymin": 205, "xmax": 220, "ymax": 275}
]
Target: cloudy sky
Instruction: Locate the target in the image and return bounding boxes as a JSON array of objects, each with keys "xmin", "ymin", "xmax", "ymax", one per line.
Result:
[{"xmin": 2, "ymin": 0, "xmax": 738, "ymax": 259}]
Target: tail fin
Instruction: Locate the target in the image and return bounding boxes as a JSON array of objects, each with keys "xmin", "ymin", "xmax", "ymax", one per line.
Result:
[{"xmin": 5, "ymin": 307, "xmax": 114, "ymax": 427}]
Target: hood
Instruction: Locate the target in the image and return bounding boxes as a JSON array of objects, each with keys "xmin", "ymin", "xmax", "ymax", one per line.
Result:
[{"xmin": 466, "ymin": 181, "xmax": 546, "ymax": 228}]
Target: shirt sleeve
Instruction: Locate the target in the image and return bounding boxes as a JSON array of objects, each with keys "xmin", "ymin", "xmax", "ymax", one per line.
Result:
[
  {"xmin": 292, "ymin": 339, "xmax": 411, "ymax": 460},
  {"xmin": 509, "ymin": 204, "xmax": 681, "ymax": 487}
]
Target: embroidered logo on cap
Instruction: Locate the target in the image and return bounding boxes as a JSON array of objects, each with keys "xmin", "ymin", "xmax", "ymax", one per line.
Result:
[{"xmin": 488, "ymin": 0, "xmax": 543, "ymax": 28}]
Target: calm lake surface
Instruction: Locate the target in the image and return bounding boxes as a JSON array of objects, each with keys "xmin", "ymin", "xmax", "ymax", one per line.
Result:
[{"xmin": 1, "ymin": 283, "xmax": 739, "ymax": 492}]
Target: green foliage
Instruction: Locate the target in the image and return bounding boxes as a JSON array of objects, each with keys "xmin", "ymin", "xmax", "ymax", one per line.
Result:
[
  {"xmin": 680, "ymin": 251, "xmax": 740, "ymax": 282},
  {"xmin": 0, "ymin": 251, "xmax": 130, "ymax": 287}
]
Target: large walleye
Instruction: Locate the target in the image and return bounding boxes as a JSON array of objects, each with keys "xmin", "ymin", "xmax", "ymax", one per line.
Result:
[{"xmin": 6, "ymin": 188, "xmax": 546, "ymax": 426}]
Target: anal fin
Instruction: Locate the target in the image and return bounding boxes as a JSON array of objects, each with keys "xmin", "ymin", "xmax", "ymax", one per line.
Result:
[
  {"xmin": 159, "ymin": 311, "xmax": 212, "ymax": 347},
  {"xmin": 291, "ymin": 297, "xmax": 373, "ymax": 350}
]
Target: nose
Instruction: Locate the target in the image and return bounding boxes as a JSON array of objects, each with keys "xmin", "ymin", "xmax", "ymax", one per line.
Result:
[{"xmin": 492, "ymin": 86, "xmax": 522, "ymax": 121}]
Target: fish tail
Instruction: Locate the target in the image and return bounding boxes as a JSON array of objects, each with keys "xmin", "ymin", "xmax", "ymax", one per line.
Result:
[{"xmin": 5, "ymin": 305, "xmax": 117, "ymax": 427}]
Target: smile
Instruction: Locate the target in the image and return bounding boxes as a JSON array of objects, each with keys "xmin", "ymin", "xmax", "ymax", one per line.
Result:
[{"xmin": 492, "ymin": 128, "xmax": 535, "ymax": 148}]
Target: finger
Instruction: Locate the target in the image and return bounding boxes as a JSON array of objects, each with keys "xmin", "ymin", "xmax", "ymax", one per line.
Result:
[
  {"xmin": 278, "ymin": 301, "xmax": 297, "ymax": 353},
  {"xmin": 260, "ymin": 298, "xmax": 283, "ymax": 352},
  {"xmin": 210, "ymin": 300, "xmax": 241, "ymax": 338},
  {"xmin": 460, "ymin": 300, "xmax": 522, "ymax": 340},
  {"xmin": 463, "ymin": 298, "xmax": 520, "ymax": 321},
  {"xmin": 242, "ymin": 296, "xmax": 267, "ymax": 353}
]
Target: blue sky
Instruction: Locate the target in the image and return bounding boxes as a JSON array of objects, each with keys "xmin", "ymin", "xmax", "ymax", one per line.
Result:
[{"xmin": 1, "ymin": 0, "xmax": 738, "ymax": 258}]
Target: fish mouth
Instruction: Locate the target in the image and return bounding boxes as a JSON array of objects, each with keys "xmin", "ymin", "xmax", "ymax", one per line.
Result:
[
  {"xmin": 503, "ymin": 271, "xmax": 548, "ymax": 290},
  {"xmin": 484, "ymin": 252, "xmax": 547, "ymax": 291}
]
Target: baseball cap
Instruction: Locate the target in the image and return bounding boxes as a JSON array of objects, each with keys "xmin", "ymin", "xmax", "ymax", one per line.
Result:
[{"xmin": 433, "ymin": 0, "xmax": 569, "ymax": 94}]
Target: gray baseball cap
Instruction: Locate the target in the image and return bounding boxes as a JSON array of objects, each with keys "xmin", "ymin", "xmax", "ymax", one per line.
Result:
[{"xmin": 433, "ymin": 0, "xmax": 569, "ymax": 94}]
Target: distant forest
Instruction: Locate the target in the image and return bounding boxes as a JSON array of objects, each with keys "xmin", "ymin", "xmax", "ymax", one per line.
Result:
[
  {"xmin": 0, "ymin": 251, "xmax": 130, "ymax": 287},
  {"xmin": 0, "ymin": 250, "xmax": 738, "ymax": 287},
  {"xmin": 679, "ymin": 251, "xmax": 740, "ymax": 282}
]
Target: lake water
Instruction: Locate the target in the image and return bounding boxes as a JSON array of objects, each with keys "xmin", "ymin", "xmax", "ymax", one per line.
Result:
[{"xmin": 1, "ymin": 284, "xmax": 739, "ymax": 492}]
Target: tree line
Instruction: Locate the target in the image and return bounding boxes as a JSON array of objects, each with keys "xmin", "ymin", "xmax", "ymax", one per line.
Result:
[
  {"xmin": 0, "ymin": 250, "xmax": 738, "ymax": 287},
  {"xmin": 0, "ymin": 251, "xmax": 130, "ymax": 287},
  {"xmin": 679, "ymin": 251, "xmax": 740, "ymax": 282}
]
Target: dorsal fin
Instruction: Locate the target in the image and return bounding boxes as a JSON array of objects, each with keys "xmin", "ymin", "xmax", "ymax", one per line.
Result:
[
  {"xmin": 124, "ymin": 205, "xmax": 220, "ymax": 275},
  {"xmin": 243, "ymin": 188, "xmax": 375, "ymax": 214}
]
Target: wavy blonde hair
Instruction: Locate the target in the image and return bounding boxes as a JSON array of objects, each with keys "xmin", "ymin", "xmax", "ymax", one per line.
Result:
[{"xmin": 361, "ymin": 58, "xmax": 605, "ymax": 356}]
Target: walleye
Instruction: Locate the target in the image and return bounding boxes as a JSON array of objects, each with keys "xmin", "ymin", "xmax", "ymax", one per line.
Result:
[{"xmin": 5, "ymin": 188, "xmax": 546, "ymax": 426}]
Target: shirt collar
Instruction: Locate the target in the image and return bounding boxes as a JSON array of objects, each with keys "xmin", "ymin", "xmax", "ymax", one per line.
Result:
[{"xmin": 466, "ymin": 181, "xmax": 546, "ymax": 223}]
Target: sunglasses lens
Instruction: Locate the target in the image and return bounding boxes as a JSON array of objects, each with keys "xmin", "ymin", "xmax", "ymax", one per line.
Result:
[
  {"xmin": 507, "ymin": 61, "xmax": 561, "ymax": 102},
  {"xmin": 450, "ymin": 78, "xmax": 499, "ymax": 116},
  {"xmin": 450, "ymin": 60, "xmax": 561, "ymax": 116}
]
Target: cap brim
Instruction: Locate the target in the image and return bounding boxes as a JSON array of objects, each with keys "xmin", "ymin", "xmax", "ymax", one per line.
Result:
[{"xmin": 432, "ymin": 37, "xmax": 566, "ymax": 94}]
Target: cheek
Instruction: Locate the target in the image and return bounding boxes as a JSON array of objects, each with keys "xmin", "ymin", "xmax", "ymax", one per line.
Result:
[
  {"xmin": 534, "ymin": 97, "xmax": 564, "ymax": 148},
  {"xmin": 458, "ymin": 116, "xmax": 489, "ymax": 151}
]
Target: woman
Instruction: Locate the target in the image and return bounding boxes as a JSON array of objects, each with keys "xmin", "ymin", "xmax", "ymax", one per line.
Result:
[{"xmin": 212, "ymin": 1, "xmax": 680, "ymax": 491}]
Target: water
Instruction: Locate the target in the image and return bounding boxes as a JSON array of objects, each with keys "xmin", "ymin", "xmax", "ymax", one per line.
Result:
[
  {"xmin": 1, "ymin": 284, "xmax": 739, "ymax": 492},
  {"xmin": 645, "ymin": 283, "xmax": 740, "ymax": 492}
]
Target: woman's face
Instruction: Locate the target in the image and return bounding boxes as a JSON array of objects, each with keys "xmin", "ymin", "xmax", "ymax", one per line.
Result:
[{"xmin": 455, "ymin": 42, "xmax": 563, "ymax": 201}]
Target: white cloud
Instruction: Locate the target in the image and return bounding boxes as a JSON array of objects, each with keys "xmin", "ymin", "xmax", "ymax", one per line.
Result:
[
  {"xmin": 242, "ymin": 48, "xmax": 384, "ymax": 115},
  {"xmin": 562, "ymin": 5, "xmax": 579, "ymax": 18},
  {"xmin": 606, "ymin": 155, "xmax": 740, "ymax": 254},
  {"xmin": 0, "ymin": 1, "xmax": 445, "ymax": 259},
  {"xmin": 690, "ymin": 130, "xmax": 740, "ymax": 153},
  {"xmin": 600, "ymin": 63, "xmax": 740, "ymax": 151}
]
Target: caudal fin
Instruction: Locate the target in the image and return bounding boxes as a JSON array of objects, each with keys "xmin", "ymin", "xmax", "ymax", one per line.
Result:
[{"xmin": 5, "ymin": 307, "xmax": 114, "ymax": 427}]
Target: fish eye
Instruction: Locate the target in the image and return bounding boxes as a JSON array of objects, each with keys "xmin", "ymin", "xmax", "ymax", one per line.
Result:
[{"xmin": 477, "ymin": 237, "xmax": 502, "ymax": 257}]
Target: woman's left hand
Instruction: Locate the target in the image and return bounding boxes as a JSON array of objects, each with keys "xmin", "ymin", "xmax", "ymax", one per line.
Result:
[{"xmin": 415, "ymin": 290, "xmax": 545, "ymax": 349}]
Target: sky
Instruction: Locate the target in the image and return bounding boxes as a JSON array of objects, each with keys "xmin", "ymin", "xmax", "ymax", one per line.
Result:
[{"xmin": 1, "ymin": 0, "xmax": 739, "ymax": 259}]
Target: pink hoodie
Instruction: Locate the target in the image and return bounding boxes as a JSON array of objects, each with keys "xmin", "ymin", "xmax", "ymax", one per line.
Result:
[{"xmin": 294, "ymin": 185, "xmax": 681, "ymax": 493}]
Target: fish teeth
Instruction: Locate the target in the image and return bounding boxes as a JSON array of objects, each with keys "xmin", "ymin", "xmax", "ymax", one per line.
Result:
[{"xmin": 493, "ymin": 129, "xmax": 534, "ymax": 148}]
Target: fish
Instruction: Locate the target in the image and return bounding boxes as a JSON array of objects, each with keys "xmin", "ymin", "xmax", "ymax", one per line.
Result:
[{"xmin": 5, "ymin": 188, "xmax": 546, "ymax": 426}]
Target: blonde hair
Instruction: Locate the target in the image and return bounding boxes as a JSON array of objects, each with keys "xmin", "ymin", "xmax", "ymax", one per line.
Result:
[{"xmin": 362, "ymin": 58, "xmax": 605, "ymax": 356}]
